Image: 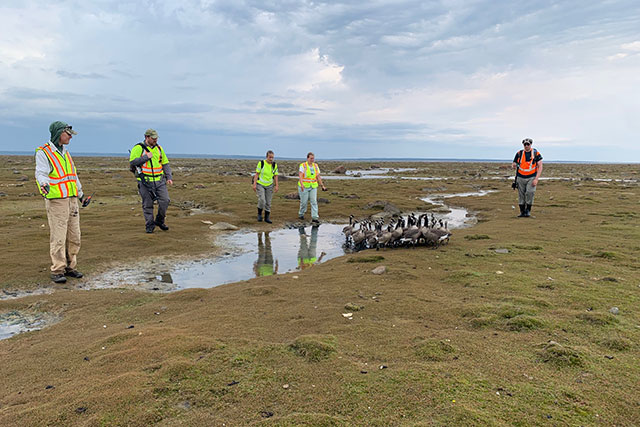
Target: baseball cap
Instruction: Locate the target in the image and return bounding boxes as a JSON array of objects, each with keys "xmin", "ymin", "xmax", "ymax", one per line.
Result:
[{"xmin": 145, "ymin": 129, "xmax": 159, "ymax": 139}]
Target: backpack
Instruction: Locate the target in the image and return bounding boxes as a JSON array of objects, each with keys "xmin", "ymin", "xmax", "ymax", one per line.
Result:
[{"xmin": 259, "ymin": 159, "xmax": 276, "ymax": 171}]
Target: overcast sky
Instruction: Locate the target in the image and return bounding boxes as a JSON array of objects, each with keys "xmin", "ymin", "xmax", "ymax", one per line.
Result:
[{"xmin": 1, "ymin": 0, "xmax": 639, "ymax": 161}]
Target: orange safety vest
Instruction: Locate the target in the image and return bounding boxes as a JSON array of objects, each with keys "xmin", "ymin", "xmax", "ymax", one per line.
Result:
[
  {"xmin": 36, "ymin": 143, "xmax": 78, "ymax": 199},
  {"xmin": 299, "ymin": 162, "xmax": 319, "ymax": 189},
  {"xmin": 517, "ymin": 149, "xmax": 539, "ymax": 177}
]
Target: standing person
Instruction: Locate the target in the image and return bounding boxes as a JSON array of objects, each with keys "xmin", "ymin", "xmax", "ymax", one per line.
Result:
[
  {"xmin": 253, "ymin": 231, "xmax": 278, "ymax": 277},
  {"xmin": 297, "ymin": 225, "xmax": 325, "ymax": 269},
  {"xmin": 298, "ymin": 152, "xmax": 327, "ymax": 224},
  {"xmin": 252, "ymin": 150, "xmax": 279, "ymax": 223},
  {"xmin": 129, "ymin": 129, "xmax": 173, "ymax": 233},
  {"xmin": 35, "ymin": 121, "xmax": 84, "ymax": 283},
  {"xmin": 512, "ymin": 138, "xmax": 543, "ymax": 217}
]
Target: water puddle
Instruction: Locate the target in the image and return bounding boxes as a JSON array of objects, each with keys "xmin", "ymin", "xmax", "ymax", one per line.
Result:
[
  {"xmin": 324, "ymin": 168, "xmax": 417, "ymax": 180},
  {"xmin": 0, "ymin": 311, "xmax": 60, "ymax": 340},
  {"xmin": 421, "ymin": 190, "xmax": 496, "ymax": 229},
  {"xmin": 1, "ymin": 288, "xmax": 54, "ymax": 301},
  {"xmin": 91, "ymin": 224, "xmax": 351, "ymax": 292}
]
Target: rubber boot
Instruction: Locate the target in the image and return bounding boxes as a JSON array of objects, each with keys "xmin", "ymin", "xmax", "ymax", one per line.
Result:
[
  {"xmin": 525, "ymin": 204, "xmax": 532, "ymax": 217},
  {"xmin": 518, "ymin": 204, "xmax": 526, "ymax": 217},
  {"xmin": 257, "ymin": 208, "xmax": 263, "ymax": 222},
  {"xmin": 264, "ymin": 211, "xmax": 272, "ymax": 224}
]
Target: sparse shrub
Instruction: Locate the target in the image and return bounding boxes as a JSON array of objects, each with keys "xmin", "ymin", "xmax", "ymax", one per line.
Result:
[
  {"xmin": 577, "ymin": 312, "xmax": 618, "ymax": 326},
  {"xmin": 344, "ymin": 303, "xmax": 364, "ymax": 311},
  {"xmin": 503, "ymin": 315, "xmax": 544, "ymax": 331},
  {"xmin": 591, "ymin": 251, "xmax": 617, "ymax": 259},
  {"xmin": 600, "ymin": 337, "xmax": 632, "ymax": 351},
  {"xmin": 465, "ymin": 234, "xmax": 490, "ymax": 240}
]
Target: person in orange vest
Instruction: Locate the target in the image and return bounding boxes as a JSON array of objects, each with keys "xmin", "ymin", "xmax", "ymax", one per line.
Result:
[
  {"xmin": 298, "ymin": 152, "xmax": 327, "ymax": 225},
  {"xmin": 512, "ymin": 138, "xmax": 543, "ymax": 217},
  {"xmin": 35, "ymin": 121, "xmax": 84, "ymax": 283},
  {"xmin": 129, "ymin": 129, "xmax": 173, "ymax": 233}
]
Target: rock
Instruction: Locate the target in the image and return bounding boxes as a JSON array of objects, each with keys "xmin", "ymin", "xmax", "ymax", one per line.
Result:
[
  {"xmin": 13, "ymin": 170, "xmax": 21, "ymax": 174},
  {"xmin": 209, "ymin": 222, "xmax": 238, "ymax": 231},
  {"xmin": 18, "ymin": 175, "xmax": 29, "ymax": 181},
  {"xmin": 370, "ymin": 164, "xmax": 381, "ymax": 169},
  {"xmin": 371, "ymin": 211, "xmax": 394, "ymax": 220},
  {"xmin": 200, "ymin": 220, "xmax": 213, "ymax": 225},
  {"xmin": 194, "ymin": 184, "xmax": 206, "ymax": 189},
  {"xmin": 363, "ymin": 200, "xmax": 400, "ymax": 215},
  {"xmin": 0, "ymin": 192, "xmax": 7, "ymax": 197},
  {"xmin": 581, "ymin": 177, "xmax": 594, "ymax": 181},
  {"xmin": 284, "ymin": 192, "xmax": 300, "ymax": 200},
  {"xmin": 352, "ymin": 172, "xmax": 362, "ymax": 177},
  {"xmin": 318, "ymin": 198, "xmax": 330, "ymax": 204},
  {"xmin": 344, "ymin": 194, "xmax": 360, "ymax": 199},
  {"xmin": 282, "ymin": 384, "xmax": 290, "ymax": 389},
  {"xmin": 75, "ymin": 407, "xmax": 87, "ymax": 414},
  {"xmin": 332, "ymin": 165, "xmax": 347, "ymax": 174},
  {"xmin": 494, "ymin": 248, "xmax": 509, "ymax": 254},
  {"xmin": 609, "ymin": 307, "xmax": 619, "ymax": 315},
  {"xmin": 371, "ymin": 266, "xmax": 387, "ymax": 275},
  {"xmin": 344, "ymin": 303, "xmax": 364, "ymax": 311},
  {"xmin": 260, "ymin": 411, "xmax": 274, "ymax": 418}
]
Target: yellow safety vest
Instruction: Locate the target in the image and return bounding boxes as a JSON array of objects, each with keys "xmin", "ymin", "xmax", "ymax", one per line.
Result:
[
  {"xmin": 130, "ymin": 144, "xmax": 168, "ymax": 182},
  {"xmin": 298, "ymin": 162, "xmax": 319, "ymax": 189},
  {"xmin": 36, "ymin": 144, "xmax": 78, "ymax": 199}
]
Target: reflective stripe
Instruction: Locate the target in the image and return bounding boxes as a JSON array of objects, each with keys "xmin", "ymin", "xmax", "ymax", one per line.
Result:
[
  {"xmin": 299, "ymin": 162, "xmax": 319, "ymax": 188},
  {"xmin": 518, "ymin": 149, "xmax": 538, "ymax": 175}
]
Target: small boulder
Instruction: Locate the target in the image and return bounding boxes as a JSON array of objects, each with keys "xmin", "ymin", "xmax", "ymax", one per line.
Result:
[
  {"xmin": 209, "ymin": 222, "xmax": 238, "ymax": 231},
  {"xmin": 284, "ymin": 192, "xmax": 300, "ymax": 200},
  {"xmin": 318, "ymin": 198, "xmax": 330, "ymax": 204},
  {"xmin": 332, "ymin": 165, "xmax": 347, "ymax": 174},
  {"xmin": 371, "ymin": 266, "xmax": 387, "ymax": 275},
  {"xmin": 609, "ymin": 307, "xmax": 619, "ymax": 315}
]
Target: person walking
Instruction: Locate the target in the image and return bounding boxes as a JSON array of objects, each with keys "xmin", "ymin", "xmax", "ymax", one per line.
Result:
[
  {"xmin": 129, "ymin": 129, "xmax": 173, "ymax": 233},
  {"xmin": 35, "ymin": 121, "xmax": 84, "ymax": 283},
  {"xmin": 512, "ymin": 138, "xmax": 543, "ymax": 217},
  {"xmin": 297, "ymin": 225, "xmax": 325, "ymax": 269},
  {"xmin": 253, "ymin": 231, "xmax": 278, "ymax": 277},
  {"xmin": 252, "ymin": 150, "xmax": 279, "ymax": 223},
  {"xmin": 298, "ymin": 152, "xmax": 326, "ymax": 224}
]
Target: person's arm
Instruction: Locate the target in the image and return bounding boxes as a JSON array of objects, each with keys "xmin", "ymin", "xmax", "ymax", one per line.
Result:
[
  {"xmin": 129, "ymin": 145, "xmax": 150, "ymax": 168},
  {"xmin": 532, "ymin": 161, "xmax": 543, "ymax": 186},
  {"xmin": 35, "ymin": 150, "xmax": 51, "ymax": 195},
  {"xmin": 163, "ymin": 164, "xmax": 173, "ymax": 184},
  {"xmin": 512, "ymin": 152, "xmax": 519, "ymax": 170},
  {"xmin": 298, "ymin": 168, "xmax": 305, "ymax": 189},
  {"xmin": 316, "ymin": 166, "xmax": 326, "ymax": 191},
  {"xmin": 274, "ymin": 174, "xmax": 279, "ymax": 193},
  {"xmin": 253, "ymin": 172, "xmax": 259, "ymax": 192}
]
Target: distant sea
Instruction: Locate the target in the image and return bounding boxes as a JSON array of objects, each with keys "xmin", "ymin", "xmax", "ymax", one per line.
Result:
[{"xmin": 0, "ymin": 151, "xmax": 627, "ymax": 164}]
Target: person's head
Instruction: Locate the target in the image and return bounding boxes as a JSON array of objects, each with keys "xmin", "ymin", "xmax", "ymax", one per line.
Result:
[
  {"xmin": 306, "ymin": 152, "xmax": 315, "ymax": 163},
  {"xmin": 522, "ymin": 138, "xmax": 533, "ymax": 151},
  {"xmin": 266, "ymin": 150, "xmax": 274, "ymax": 163},
  {"xmin": 49, "ymin": 121, "xmax": 77, "ymax": 146},
  {"xmin": 145, "ymin": 129, "xmax": 159, "ymax": 146}
]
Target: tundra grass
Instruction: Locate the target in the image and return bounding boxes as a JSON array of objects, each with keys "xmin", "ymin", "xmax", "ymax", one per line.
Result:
[{"xmin": 1, "ymin": 156, "xmax": 639, "ymax": 425}]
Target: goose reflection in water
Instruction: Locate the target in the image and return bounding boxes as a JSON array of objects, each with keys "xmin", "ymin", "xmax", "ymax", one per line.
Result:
[
  {"xmin": 253, "ymin": 231, "xmax": 278, "ymax": 277},
  {"xmin": 297, "ymin": 225, "xmax": 326, "ymax": 269}
]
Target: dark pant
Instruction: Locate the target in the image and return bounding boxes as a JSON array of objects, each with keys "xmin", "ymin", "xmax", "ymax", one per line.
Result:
[{"xmin": 138, "ymin": 180, "xmax": 170, "ymax": 228}]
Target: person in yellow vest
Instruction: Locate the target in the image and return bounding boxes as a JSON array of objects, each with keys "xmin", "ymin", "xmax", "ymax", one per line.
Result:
[
  {"xmin": 512, "ymin": 138, "xmax": 543, "ymax": 217},
  {"xmin": 129, "ymin": 129, "xmax": 173, "ymax": 233},
  {"xmin": 35, "ymin": 121, "xmax": 84, "ymax": 283},
  {"xmin": 253, "ymin": 231, "xmax": 278, "ymax": 277},
  {"xmin": 252, "ymin": 150, "xmax": 279, "ymax": 223},
  {"xmin": 298, "ymin": 152, "xmax": 326, "ymax": 225}
]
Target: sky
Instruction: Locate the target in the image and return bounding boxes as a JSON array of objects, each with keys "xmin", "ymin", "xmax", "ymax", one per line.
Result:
[{"xmin": 1, "ymin": 0, "xmax": 639, "ymax": 161}]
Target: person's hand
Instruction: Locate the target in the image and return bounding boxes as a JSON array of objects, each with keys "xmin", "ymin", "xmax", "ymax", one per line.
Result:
[
  {"xmin": 40, "ymin": 184, "xmax": 50, "ymax": 195},
  {"xmin": 532, "ymin": 178, "xmax": 538, "ymax": 187},
  {"xmin": 252, "ymin": 182, "xmax": 257, "ymax": 192},
  {"xmin": 274, "ymin": 185, "xmax": 279, "ymax": 193},
  {"xmin": 167, "ymin": 179, "xmax": 173, "ymax": 185},
  {"xmin": 321, "ymin": 185, "xmax": 327, "ymax": 191}
]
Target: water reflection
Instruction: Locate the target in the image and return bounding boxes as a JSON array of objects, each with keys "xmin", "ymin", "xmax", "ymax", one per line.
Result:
[
  {"xmin": 254, "ymin": 232, "xmax": 278, "ymax": 277},
  {"xmin": 297, "ymin": 226, "xmax": 326, "ymax": 269}
]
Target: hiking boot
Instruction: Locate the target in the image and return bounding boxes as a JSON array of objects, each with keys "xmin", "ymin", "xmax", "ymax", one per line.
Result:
[
  {"xmin": 525, "ymin": 204, "xmax": 532, "ymax": 217},
  {"xmin": 517, "ymin": 204, "xmax": 526, "ymax": 217},
  {"xmin": 51, "ymin": 273, "xmax": 67, "ymax": 283},
  {"xmin": 257, "ymin": 208, "xmax": 263, "ymax": 222},
  {"xmin": 64, "ymin": 269, "xmax": 84, "ymax": 279},
  {"xmin": 146, "ymin": 226, "xmax": 154, "ymax": 233},
  {"xmin": 154, "ymin": 220, "xmax": 169, "ymax": 230},
  {"xmin": 311, "ymin": 218, "xmax": 320, "ymax": 225},
  {"xmin": 298, "ymin": 215, "xmax": 304, "ymax": 220},
  {"xmin": 264, "ymin": 211, "xmax": 272, "ymax": 224}
]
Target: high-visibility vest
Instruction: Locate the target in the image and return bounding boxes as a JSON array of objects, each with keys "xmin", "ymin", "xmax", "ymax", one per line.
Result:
[
  {"xmin": 517, "ymin": 149, "xmax": 539, "ymax": 176},
  {"xmin": 256, "ymin": 160, "xmax": 278, "ymax": 186},
  {"xmin": 36, "ymin": 143, "xmax": 78, "ymax": 199},
  {"xmin": 298, "ymin": 162, "xmax": 319, "ymax": 189},
  {"xmin": 131, "ymin": 144, "xmax": 167, "ymax": 182}
]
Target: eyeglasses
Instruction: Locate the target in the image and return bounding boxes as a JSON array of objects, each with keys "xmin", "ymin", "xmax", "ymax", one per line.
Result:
[{"xmin": 523, "ymin": 142, "xmax": 531, "ymax": 146}]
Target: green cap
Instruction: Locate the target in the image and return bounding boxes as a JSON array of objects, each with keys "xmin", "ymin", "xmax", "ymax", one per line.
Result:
[{"xmin": 145, "ymin": 129, "xmax": 159, "ymax": 138}]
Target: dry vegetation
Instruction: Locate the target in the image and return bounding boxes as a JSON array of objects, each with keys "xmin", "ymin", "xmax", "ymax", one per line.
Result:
[{"xmin": 1, "ymin": 155, "xmax": 639, "ymax": 425}]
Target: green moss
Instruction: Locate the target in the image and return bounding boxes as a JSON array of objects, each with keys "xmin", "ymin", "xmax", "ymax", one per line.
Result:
[
  {"xmin": 289, "ymin": 335, "xmax": 337, "ymax": 362},
  {"xmin": 538, "ymin": 342, "xmax": 583, "ymax": 367},
  {"xmin": 414, "ymin": 339, "xmax": 456, "ymax": 361},
  {"xmin": 347, "ymin": 256, "xmax": 385, "ymax": 263},
  {"xmin": 599, "ymin": 337, "xmax": 632, "ymax": 351},
  {"xmin": 464, "ymin": 234, "xmax": 491, "ymax": 240},
  {"xmin": 577, "ymin": 312, "xmax": 618, "ymax": 326},
  {"xmin": 503, "ymin": 315, "xmax": 544, "ymax": 332},
  {"xmin": 344, "ymin": 303, "xmax": 364, "ymax": 311}
]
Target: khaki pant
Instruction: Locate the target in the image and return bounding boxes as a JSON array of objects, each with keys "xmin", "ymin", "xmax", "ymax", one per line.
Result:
[{"xmin": 45, "ymin": 197, "xmax": 81, "ymax": 274}]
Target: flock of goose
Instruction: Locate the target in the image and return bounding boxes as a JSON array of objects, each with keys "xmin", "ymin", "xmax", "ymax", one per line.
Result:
[{"xmin": 342, "ymin": 213, "xmax": 452, "ymax": 251}]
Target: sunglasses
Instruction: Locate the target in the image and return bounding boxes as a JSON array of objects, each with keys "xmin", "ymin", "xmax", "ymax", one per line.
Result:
[{"xmin": 523, "ymin": 142, "xmax": 531, "ymax": 146}]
